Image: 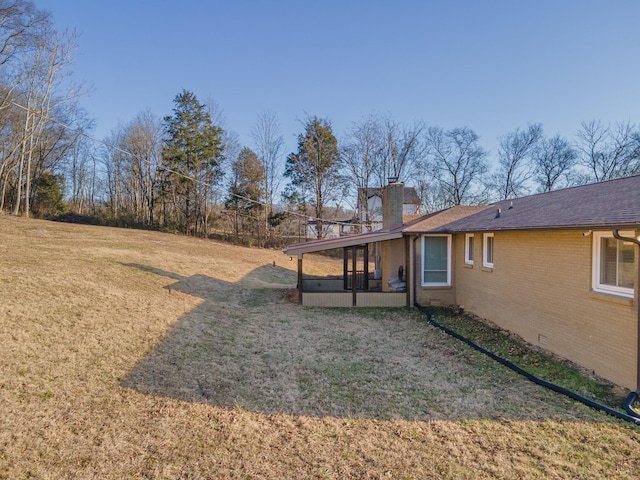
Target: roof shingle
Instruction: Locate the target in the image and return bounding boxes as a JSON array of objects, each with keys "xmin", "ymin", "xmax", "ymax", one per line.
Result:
[
  {"xmin": 432, "ymin": 175, "xmax": 640, "ymax": 233},
  {"xmin": 402, "ymin": 205, "xmax": 489, "ymax": 233}
]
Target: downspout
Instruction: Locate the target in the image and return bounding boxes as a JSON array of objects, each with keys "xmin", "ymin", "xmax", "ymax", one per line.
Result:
[
  {"xmin": 404, "ymin": 235, "xmax": 411, "ymax": 307},
  {"xmin": 297, "ymin": 255, "xmax": 303, "ymax": 305},
  {"xmin": 413, "ymin": 235, "xmax": 419, "ymax": 308},
  {"xmin": 612, "ymin": 229, "xmax": 640, "ymax": 413}
]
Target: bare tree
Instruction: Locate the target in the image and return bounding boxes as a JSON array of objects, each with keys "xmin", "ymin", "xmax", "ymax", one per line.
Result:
[
  {"xmin": 575, "ymin": 119, "xmax": 640, "ymax": 181},
  {"xmin": 0, "ymin": 93, "xmax": 23, "ymax": 210},
  {"xmin": 250, "ymin": 110, "xmax": 284, "ymax": 238},
  {"xmin": 0, "ymin": 0, "xmax": 45, "ymax": 66},
  {"xmin": 424, "ymin": 126, "xmax": 489, "ymax": 207},
  {"xmin": 341, "ymin": 113, "xmax": 426, "ymax": 226},
  {"xmin": 67, "ymin": 134, "xmax": 96, "ymax": 213},
  {"xmin": 0, "ymin": 0, "xmax": 45, "ymax": 211},
  {"xmin": 0, "ymin": 1, "xmax": 49, "ymax": 114},
  {"xmin": 341, "ymin": 114, "xmax": 384, "ymax": 227},
  {"xmin": 7, "ymin": 7, "xmax": 84, "ymax": 217},
  {"xmin": 493, "ymin": 123, "xmax": 543, "ymax": 200},
  {"xmin": 100, "ymin": 126, "xmax": 125, "ymax": 217},
  {"xmin": 377, "ymin": 115, "xmax": 425, "ymax": 186},
  {"xmin": 415, "ymin": 177, "xmax": 450, "ymax": 213},
  {"xmin": 532, "ymin": 134, "xmax": 577, "ymax": 192},
  {"xmin": 121, "ymin": 109, "xmax": 163, "ymax": 225}
]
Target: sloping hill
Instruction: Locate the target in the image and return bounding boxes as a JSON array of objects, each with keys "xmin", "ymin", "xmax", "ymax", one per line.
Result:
[{"xmin": 1, "ymin": 216, "xmax": 639, "ymax": 479}]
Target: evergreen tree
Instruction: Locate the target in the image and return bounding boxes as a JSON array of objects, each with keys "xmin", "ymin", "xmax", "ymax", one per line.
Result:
[
  {"xmin": 225, "ymin": 147, "xmax": 264, "ymax": 242},
  {"xmin": 284, "ymin": 116, "xmax": 344, "ymax": 239},
  {"xmin": 162, "ymin": 90, "xmax": 224, "ymax": 235},
  {"xmin": 31, "ymin": 172, "xmax": 66, "ymax": 217}
]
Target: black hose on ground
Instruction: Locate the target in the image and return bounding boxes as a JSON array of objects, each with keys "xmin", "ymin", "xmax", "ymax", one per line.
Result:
[
  {"xmin": 415, "ymin": 303, "xmax": 640, "ymax": 426},
  {"xmin": 623, "ymin": 391, "xmax": 640, "ymax": 418}
]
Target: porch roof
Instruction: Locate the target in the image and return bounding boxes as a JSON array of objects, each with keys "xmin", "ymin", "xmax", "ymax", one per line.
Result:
[{"xmin": 283, "ymin": 228, "xmax": 403, "ymax": 257}]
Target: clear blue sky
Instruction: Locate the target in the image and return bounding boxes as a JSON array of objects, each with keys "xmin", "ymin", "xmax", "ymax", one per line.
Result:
[{"xmin": 36, "ymin": 0, "xmax": 640, "ymax": 167}]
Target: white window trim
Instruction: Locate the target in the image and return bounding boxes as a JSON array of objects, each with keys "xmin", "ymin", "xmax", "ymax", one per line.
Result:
[
  {"xmin": 464, "ymin": 233, "xmax": 474, "ymax": 265},
  {"xmin": 422, "ymin": 234, "xmax": 452, "ymax": 287},
  {"xmin": 483, "ymin": 233, "xmax": 494, "ymax": 269},
  {"xmin": 592, "ymin": 231, "xmax": 635, "ymax": 298}
]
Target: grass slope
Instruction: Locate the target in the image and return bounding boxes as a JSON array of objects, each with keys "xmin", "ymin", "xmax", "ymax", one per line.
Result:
[{"xmin": 1, "ymin": 215, "xmax": 639, "ymax": 479}]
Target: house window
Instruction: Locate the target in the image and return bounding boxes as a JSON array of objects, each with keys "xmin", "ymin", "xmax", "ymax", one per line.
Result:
[
  {"xmin": 483, "ymin": 233, "xmax": 494, "ymax": 268},
  {"xmin": 592, "ymin": 231, "xmax": 635, "ymax": 298},
  {"xmin": 422, "ymin": 235, "xmax": 451, "ymax": 286},
  {"xmin": 465, "ymin": 234, "xmax": 474, "ymax": 265}
]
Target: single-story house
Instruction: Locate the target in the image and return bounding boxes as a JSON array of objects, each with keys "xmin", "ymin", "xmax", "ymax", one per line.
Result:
[{"xmin": 283, "ymin": 177, "xmax": 640, "ymax": 391}]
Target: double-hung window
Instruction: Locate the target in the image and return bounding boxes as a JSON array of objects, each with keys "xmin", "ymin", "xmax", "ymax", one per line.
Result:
[
  {"xmin": 592, "ymin": 231, "xmax": 635, "ymax": 298},
  {"xmin": 465, "ymin": 234, "xmax": 474, "ymax": 265},
  {"xmin": 422, "ymin": 235, "xmax": 451, "ymax": 286},
  {"xmin": 483, "ymin": 233, "xmax": 494, "ymax": 268}
]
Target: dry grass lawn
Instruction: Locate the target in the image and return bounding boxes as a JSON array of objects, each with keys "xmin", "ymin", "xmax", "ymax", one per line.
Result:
[{"xmin": 1, "ymin": 215, "xmax": 640, "ymax": 479}]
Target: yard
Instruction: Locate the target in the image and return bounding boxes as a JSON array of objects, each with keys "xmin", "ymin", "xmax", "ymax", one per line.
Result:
[{"xmin": 1, "ymin": 215, "xmax": 639, "ymax": 479}]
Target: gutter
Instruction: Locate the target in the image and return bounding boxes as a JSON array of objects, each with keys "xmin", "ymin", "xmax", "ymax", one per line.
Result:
[
  {"xmin": 612, "ymin": 229, "xmax": 640, "ymax": 414},
  {"xmin": 436, "ymin": 224, "xmax": 640, "ymax": 235}
]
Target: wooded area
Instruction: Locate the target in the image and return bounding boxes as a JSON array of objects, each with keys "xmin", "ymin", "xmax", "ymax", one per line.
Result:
[{"xmin": 2, "ymin": 0, "xmax": 640, "ymax": 246}]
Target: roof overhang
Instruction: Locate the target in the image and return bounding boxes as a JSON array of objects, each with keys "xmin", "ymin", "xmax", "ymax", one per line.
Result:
[{"xmin": 283, "ymin": 230, "xmax": 404, "ymax": 258}]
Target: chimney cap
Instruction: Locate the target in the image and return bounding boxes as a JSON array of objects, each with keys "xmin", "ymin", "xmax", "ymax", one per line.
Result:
[{"xmin": 388, "ymin": 176, "xmax": 399, "ymax": 184}]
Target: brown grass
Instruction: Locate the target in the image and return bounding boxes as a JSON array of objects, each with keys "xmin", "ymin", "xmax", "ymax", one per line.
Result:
[{"xmin": 1, "ymin": 215, "xmax": 640, "ymax": 479}]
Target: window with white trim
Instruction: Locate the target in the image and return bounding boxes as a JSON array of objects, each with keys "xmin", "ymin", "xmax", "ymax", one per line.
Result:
[
  {"xmin": 483, "ymin": 233, "xmax": 494, "ymax": 268},
  {"xmin": 592, "ymin": 231, "xmax": 635, "ymax": 298},
  {"xmin": 465, "ymin": 234, "xmax": 474, "ymax": 265},
  {"xmin": 422, "ymin": 234, "xmax": 451, "ymax": 286}
]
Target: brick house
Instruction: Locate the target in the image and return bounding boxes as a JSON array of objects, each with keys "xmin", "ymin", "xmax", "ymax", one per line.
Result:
[{"xmin": 284, "ymin": 176, "xmax": 640, "ymax": 390}]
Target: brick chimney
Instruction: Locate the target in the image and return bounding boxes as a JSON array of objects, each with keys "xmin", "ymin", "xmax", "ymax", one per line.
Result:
[{"xmin": 382, "ymin": 178, "xmax": 404, "ymax": 230}]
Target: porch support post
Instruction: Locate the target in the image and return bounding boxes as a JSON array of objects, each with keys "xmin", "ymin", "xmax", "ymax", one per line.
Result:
[
  {"xmin": 613, "ymin": 229, "xmax": 640, "ymax": 392},
  {"xmin": 352, "ymin": 245, "xmax": 357, "ymax": 306},
  {"xmin": 298, "ymin": 256, "xmax": 303, "ymax": 305}
]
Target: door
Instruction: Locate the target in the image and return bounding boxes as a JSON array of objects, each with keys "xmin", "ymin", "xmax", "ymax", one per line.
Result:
[{"xmin": 344, "ymin": 245, "xmax": 369, "ymax": 291}]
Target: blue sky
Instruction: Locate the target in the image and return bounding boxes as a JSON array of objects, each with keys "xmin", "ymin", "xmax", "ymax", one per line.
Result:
[{"xmin": 36, "ymin": 0, "xmax": 640, "ymax": 167}]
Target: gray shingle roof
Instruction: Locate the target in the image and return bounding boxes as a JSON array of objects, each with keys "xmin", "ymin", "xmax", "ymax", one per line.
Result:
[
  {"xmin": 432, "ymin": 175, "xmax": 640, "ymax": 233},
  {"xmin": 402, "ymin": 206, "xmax": 489, "ymax": 233}
]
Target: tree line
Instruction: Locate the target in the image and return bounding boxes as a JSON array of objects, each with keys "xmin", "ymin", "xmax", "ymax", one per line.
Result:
[{"xmin": 2, "ymin": 0, "xmax": 640, "ymax": 245}]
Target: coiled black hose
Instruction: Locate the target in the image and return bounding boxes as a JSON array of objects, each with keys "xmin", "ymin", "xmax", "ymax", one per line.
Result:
[{"xmin": 415, "ymin": 303, "xmax": 640, "ymax": 426}]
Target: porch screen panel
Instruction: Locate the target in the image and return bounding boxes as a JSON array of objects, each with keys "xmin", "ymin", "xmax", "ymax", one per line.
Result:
[{"xmin": 423, "ymin": 236, "xmax": 448, "ymax": 284}]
